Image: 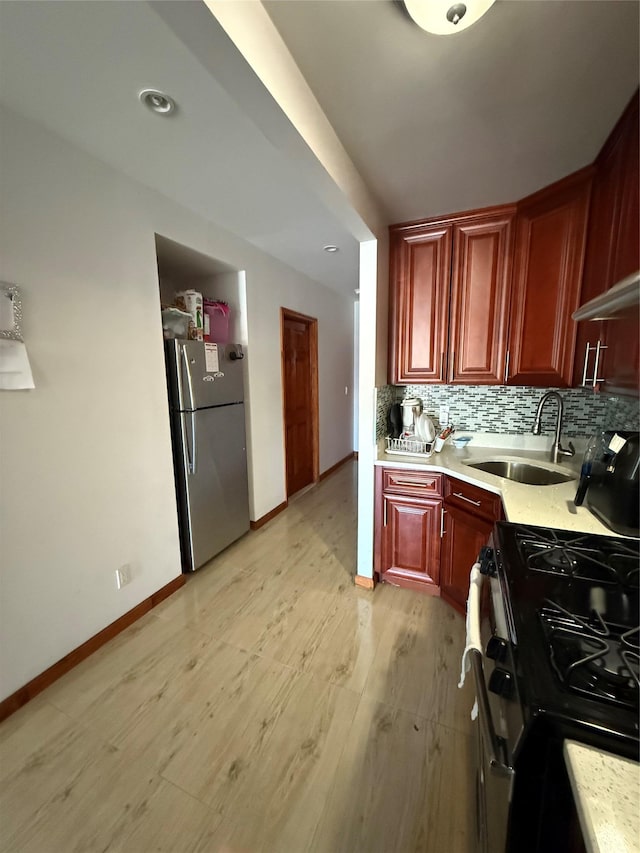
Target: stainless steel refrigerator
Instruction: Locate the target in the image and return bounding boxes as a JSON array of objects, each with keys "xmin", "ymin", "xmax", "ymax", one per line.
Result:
[{"xmin": 165, "ymin": 340, "xmax": 250, "ymax": 572}]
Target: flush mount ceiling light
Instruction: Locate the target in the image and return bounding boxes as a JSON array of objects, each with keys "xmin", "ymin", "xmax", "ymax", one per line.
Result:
[
  {"xmin": 403, "ymin": 0, "xmax": 496, "ymax": 35},
  {"xmin": 323, "ymin": 245, "xmax": 339, "ymax": 253},
  {"xmin": 139, "ymin": 89, "xmax": 176, "ymax": 115}
]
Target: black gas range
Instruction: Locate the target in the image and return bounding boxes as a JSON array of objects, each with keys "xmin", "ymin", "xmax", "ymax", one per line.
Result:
[
  {"xmin": 496, "ymin": 522, "xmax": 639, "ymax": 756},
  {"xmin": 474, "ymin": 522, "xmax": 639, "ymax": 853}
]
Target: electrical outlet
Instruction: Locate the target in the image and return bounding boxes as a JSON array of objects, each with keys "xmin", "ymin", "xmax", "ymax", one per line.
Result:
[
  {"xmin": 439, "ymin": 405, "xmax": 450, "ymax": 426},
  {"xmin": 116, "ymin": 564, "xmax": 132, "ymax": 590}
]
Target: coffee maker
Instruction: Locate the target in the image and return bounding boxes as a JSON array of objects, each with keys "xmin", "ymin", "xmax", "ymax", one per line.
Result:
[
  {"xmin": 400, "ymin": 398, "xmax": 420, "ymax": 434},
  {"xmin": 575, "ymin": 431, "xmax": 639, "ymax": 537}
]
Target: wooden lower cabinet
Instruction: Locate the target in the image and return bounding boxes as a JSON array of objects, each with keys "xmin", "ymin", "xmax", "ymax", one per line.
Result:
[
  {"xmin": 440, "ymin": 503, "xmax": 493, "ymax": 615},
  {"xmin": 381, "ymin": 495, "xmax": 442, "ymax": 591},
  {"xmin": 440, "ymin": 477, "xmax": 504, "ymax": 615},
  {"xmin": 375, "ymin": 467, "xmax": 443, "ymax": 593},
  {"xmin": 374, "ymin": 468, "xmax": 503, "ymax": 604}
]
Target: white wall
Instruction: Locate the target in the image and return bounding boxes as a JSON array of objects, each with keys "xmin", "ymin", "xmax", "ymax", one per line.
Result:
[
  {"xmin": 353, "ymin": 301, "xmax": 359, "ymax": 451},
  {"xmin": 0, "ymin": 106, "xmax": 354, "ymax": 701}
]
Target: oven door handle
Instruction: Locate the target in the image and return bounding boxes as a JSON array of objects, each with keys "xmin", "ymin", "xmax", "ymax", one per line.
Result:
[{"xmin": 471, "ymin": 649, "xmax": 514, "ymax": 778}]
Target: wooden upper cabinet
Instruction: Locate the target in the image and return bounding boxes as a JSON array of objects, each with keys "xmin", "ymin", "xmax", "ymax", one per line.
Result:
[
  {"xmin": 572, "ymin": 133, "xmax": 623, "ymax": 386},
  {"xmin": 573, "ymin": 91, "xmax": 639, "ymax": 392},
  {"xmin": 610, "ymin": 96, "xmax": 640, "ymax": 285},
  {"xmin": 602, "ymin": 101, "xmax": 639, "ymax": 395},
  {"xmin": 388, "ymin": 224, "xmax": 452, "ymax": 384},
  {"xmin": 507, "ymin": 168, "xmax": 592, "ymax": 387},
  {"xmin": 603, "ymin": 101, "xmax": 639, "ymax": 394},
  {"xmin": 449, "ymin": 209, "xmax": 515, "ymax": 384}
]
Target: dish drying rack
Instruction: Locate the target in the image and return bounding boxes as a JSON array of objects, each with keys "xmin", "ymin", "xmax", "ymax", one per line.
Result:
[{"xmin": 385, "ymin": 435, "xmax": 433, "ymax": 457}]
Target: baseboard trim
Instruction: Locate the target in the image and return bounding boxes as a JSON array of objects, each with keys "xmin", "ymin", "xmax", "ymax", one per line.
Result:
[
  {"xmin": 319, "ymin": 452, "xmax": 355, "ymax": 482},
  {"xmin": 250, "ymin": 500, "xmax": 288, "ymax": 530},
  {"xmin": 0, "ymin": 574, "xmax": 186, "ymax": 723},
  {"xmin": 354, "ymin": 574, "xmax": 376, "ymax": 590}
]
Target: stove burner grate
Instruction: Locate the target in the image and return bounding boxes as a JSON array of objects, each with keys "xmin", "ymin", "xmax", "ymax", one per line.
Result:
[
  {"xmin": 515, "ymin": 526, "xmax": 640, "ymax": 586},
  {"xmin": 540, "ymin": 601, "xmax": 640, "ymax": 710}
]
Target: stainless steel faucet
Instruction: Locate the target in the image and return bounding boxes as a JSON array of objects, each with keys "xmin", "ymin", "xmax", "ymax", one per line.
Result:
[{"xmin": 531, "ymin": 391, "xmax": 575, "ymax": 464}]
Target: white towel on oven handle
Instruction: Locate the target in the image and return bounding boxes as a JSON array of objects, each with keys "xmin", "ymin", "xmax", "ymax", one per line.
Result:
[{"xmin": 458, "ymin": 561, "xmax": 483, "ymax": 720}]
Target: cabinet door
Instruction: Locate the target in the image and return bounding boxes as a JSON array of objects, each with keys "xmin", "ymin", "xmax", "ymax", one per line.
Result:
[
  {"xmin": 601, "ymin": 95, "xmax": 639, "ymax": 395},
  {"xmin": 380, "ymin": 494, "xmax": 442, "ymax": 592},
  {"xmin": 573, "ymin": 92, "xmax": 639, "ymax": 390},
  {"xmin": 572, "ymin": 141, "xmax": 621, "ymax": 386},
  {"xmin": 449, "ymin": 210, "xmax": 514, "ymax": 384},
  {"xmin": 440, "ymin": 503, "xmax": 493, "ymax": 616},
  {"xmin": 601, "ymin": 312, "xmax": 639, "ymax": 395},
  {"xmin": 388, "ymin": 224, "xmax": 452, "ymax": 384},
  {"xmin": 610, "ymin": 95, "xmax": 640, "ymax": 286},
  {"xmin": 508, "ymin": 169, "xmax": 592, "ymax": 387}
]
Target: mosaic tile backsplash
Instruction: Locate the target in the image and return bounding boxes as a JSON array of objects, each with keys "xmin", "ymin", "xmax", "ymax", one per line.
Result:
[{"xmin": 375, "ymin": 384, "xmax": 639, "ymax": 440}]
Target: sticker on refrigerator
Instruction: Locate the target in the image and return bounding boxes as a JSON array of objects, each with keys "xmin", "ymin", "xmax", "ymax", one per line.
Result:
[{"xmin": 204, "ymin": 343, "xmax": 219, "ymax": 373}]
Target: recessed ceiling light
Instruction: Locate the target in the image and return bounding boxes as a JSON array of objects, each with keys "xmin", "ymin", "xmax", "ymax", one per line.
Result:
[
  {"xmin": 139, "ymin": 89, "xmax": 176, "ymax": 116},
  {"xmin": 323, "ymin": 245, "xmax": 339, "ymax": 253}
]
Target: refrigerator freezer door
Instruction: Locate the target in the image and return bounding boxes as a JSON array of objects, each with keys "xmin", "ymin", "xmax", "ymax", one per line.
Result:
[
  {"xmin": 175, "ymin": 402, "xmax": 250, "ymax": 571},
  {"xmin": 165, "ymin": 339, "xmax": 245, "ymax": 411}
]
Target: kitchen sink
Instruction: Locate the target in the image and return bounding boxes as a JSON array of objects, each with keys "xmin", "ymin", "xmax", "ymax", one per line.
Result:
[{"xmin": 465, "ymin": 460, "xmax": 576, "ymax": 486}]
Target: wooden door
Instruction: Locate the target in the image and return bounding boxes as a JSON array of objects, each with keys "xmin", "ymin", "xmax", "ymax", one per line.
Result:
[
  {"xmin": 507, "ymin": 168, "xmax": 592, "ymax": 387},
  {"xmin": 449, "ymin": 208, "xmax": 515, "ymax": 384},
  {"xmin": 380, "ymin": 494, "xmax": 442, "ymax": 592},
  {"xmin": 388, "ymin": 223, "xmax": 452, "ymax": 384},
  {"xmin": 440, "ymin": 503, "xmax": 493, "ymax": 616},
  {"xmin": 281, "ymin": 309, "xmax": 318, "ymax": 497}
]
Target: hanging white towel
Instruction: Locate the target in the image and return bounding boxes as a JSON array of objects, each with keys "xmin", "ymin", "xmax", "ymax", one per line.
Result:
[
  {"xmin": 0, "ymin": 340, "xmax": 34, "ymax": 390},
  {"xmin": 458, "ymin": 561, "xmax": 483, "ymax": 719}
]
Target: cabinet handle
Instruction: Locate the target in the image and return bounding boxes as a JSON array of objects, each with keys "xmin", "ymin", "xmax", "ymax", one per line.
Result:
[
  {"xmin": 440, "ymin": 351, "xmax": 445, "ymax": 379},
  {"xmin": 383, "ymin": 498, "xmax": 387, "ymax": 527},
  {"xmin": 453, "ymin": 491, "xmax": 482, "ymax": 507},
  {"xmin": 504, "ymin": 350, "xmax": 510, "ymax": 384},
  {"xmin": 392, "ymin": 479, "xmax": 432, "ymax": 488},
  {"xmin": 593, "ymin": 341, "xmax": 607, "ymax": 385},
  {"xmin": 440, "ymin": 507, "xmax": 446, "ymax": 538},
  {"xmin": 581, "ymin": 341, "xmax": 593, "ymax": 387}
]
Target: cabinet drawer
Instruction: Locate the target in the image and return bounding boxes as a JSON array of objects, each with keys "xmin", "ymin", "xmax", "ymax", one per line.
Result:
[
  {"xmin": 444, "ymin": 477, "xmax": 502, "ymax": 521},
  {"xmin": 382, "ymin": 469, "xmax": 442, "ymax": 498}
]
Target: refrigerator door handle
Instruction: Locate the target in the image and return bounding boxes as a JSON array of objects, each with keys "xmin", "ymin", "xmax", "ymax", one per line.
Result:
[
  {"xmin": 190, "ymin": 411, "xmax": 197, "ymax": 475},
  {"xmin": 181, "ymin": 344, "xmax": 196, "ymax": 411},
  {"xmin": 181, "ymin": 413, "xmax": 195, "ymax": 475}
]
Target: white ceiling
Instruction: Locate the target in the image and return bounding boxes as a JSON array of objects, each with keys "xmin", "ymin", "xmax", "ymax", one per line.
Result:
[
  {"xmin": 155, "ymin": 235, "xmax": 238, "ymax": 281},
  {"xmin": 0, "ymin": 0, "xmax": 361, "ymax": 296},
  {"xmin": 0, "ymin": 0, "xmax": 638, "ymax": 297},
  {"xmin": 265, "ymin": 0, "xmax": 640, "ymax": 222}
]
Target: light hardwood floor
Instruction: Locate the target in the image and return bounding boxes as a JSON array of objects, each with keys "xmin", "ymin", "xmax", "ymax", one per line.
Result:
[{"xmin": 0, "ymin": 461, "xmax": 475, "ymax": 852}]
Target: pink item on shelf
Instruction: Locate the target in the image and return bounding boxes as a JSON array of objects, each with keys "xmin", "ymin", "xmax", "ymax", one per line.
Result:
[{"xmin": 203, "ymin": 300, "xmax": 230, "ymax": 343}]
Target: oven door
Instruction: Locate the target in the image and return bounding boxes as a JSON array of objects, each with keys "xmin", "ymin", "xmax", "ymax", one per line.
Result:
[
  {"xmin": 474, "ymin": 698, "xmax": 513, "ymax": 853},
  {"xmin": 470, "ymin": 571, "xmax": 517, "ymax": 852}
]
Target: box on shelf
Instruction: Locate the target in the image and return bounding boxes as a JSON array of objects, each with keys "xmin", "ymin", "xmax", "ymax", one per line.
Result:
[
  {"xmin": 175, "ymin": 290, "xmax": 203, "ymax": 341},
  {"xmin": 203, "ymin": 300, "xmax": 230, "ymax": 343}
]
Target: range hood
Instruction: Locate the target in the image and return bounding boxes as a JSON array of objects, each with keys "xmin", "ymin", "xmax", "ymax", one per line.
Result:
[{"xmin": 573, "ymin": 270, "xmax": 640, "ymax": 321}]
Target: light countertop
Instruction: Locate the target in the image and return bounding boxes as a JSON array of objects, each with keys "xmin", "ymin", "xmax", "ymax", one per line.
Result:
[
  {"xmin": 375, "ymin": 433, "xmax": 619, "ymax": 537},
  {"xmin": 563, "ymin": 740, "xmax": 640, "ymax": 853}
]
